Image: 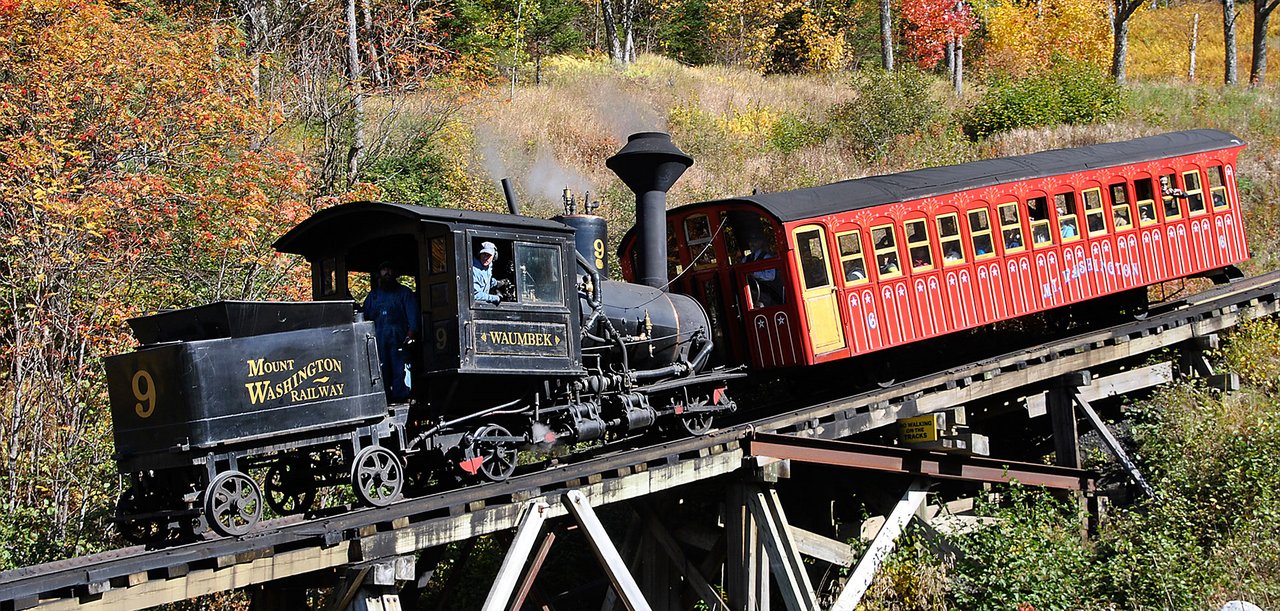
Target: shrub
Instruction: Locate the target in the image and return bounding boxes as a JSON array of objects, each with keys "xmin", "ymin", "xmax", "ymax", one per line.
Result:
[
  {"xmin": 962, "ymin": 59, "xmax": 1123, "ymax": 140},
  {"xmin": 828, "ymin": 68, "xmax": 941, "ymax": 161},
  {"xmin": 362, "ymin": 139, "xmax": 449, "ymax": 206}
]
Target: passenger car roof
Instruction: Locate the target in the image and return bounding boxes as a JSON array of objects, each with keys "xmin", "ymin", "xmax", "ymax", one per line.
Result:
[
  {"xmin": 274, "ymin": 201, "xmax": 574, "ymax": 257},
  {"xmin": 676, "ymin": 129, "xmax": 1244, "ymax": 223}
]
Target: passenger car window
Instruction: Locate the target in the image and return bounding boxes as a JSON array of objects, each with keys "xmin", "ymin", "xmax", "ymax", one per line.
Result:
[
  {"xmin": 967, "ymin": 208, "xmax": 996, "ymax": 259},
  {"xmin": 1110, "ymin": 182, "xmax": 1133, "ymax": 231},
  {"xmin": 1082, "ymin": 188, "xmax": 1106, "ymax": 236},
  {"xmin": 937, "ymin": 213, "xmax": 965, "ymax": 265},
  {"xmin": 1159, "ymin": 173, "xmax": 1182, "ymax": 220},
  {"xmin": 998, "ymin": 203, "xmax": 1025, "ymax": 252},
  {"xmin": 515, "ymin": 244, "xmax": 563, "ymax": 305},
  {"xmin": 683, "ymin": 214, "xmax": 718, "ymax": 267},
  {"xmin": 1207, "ymin": 166, "xmax": 1229, "ymax": 209},
  {"xmin": 904, "ymin": 219, "xmax": 933, "ymax": 271},
  {"xmin": 1134, "ymin": 178, "xmax": 1158, "ymax": 225},
  {"xmin": 1184, "ymin": 170, "xmax": 1206, "ymax": 215},
  {"xmin": 1054, "ymin": 192, "xmax": 1080, "ymax": 241},
  {"xmin": 870, "ymin": 224, "xmax": 902, "ymax": 279},
  {"xmin": 1027, "ymin": 196, "xmax": 1053, "ymax": 247},
  {"xmin": 795, "ymin": 228, "xmax": 831, "ymax": 289},
  {"xmin": 836, "ymin": 230, "xmax": 869, "ymax": 285}
]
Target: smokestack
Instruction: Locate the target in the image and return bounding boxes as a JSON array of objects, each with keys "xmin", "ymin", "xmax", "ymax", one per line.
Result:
[
  {"xmin": 606, "ymin": 132, "xmax": 693, "ymax": 291},
  {"xmin": 500, "ymin": 177, "xmax": 521, "ymax": 215}
]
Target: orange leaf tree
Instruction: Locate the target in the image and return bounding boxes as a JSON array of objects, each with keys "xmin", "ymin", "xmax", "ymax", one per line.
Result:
[
  {"xmin": 0, "ymin": 0, "xmax": 317, "ymax": 566},
  {"xmin": 901, "ymin": 0, "xmax": 976, "ymax": 69}
]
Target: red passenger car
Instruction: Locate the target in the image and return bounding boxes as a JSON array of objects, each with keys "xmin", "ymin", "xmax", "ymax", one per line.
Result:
[{"xmin": 619, "ymin": 130, "xmax": 1248, "ymax": 370}]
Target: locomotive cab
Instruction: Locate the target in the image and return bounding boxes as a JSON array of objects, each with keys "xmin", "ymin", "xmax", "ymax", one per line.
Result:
[{"xmin": 274, "ymin": 202, "xmax": 584, "ymax": 413}]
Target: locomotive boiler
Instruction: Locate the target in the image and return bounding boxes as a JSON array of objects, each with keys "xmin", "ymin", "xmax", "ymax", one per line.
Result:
[{"xmin": 105, "ymin": 132, "xmax": 740, "ymax": 540}]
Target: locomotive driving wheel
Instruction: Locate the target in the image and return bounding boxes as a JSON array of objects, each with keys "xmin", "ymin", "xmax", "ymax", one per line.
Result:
[
  {"xmin": 351, "ymin": 446, "xmax": 403, "ymax": 507},
  {"xmin": 475, "ymin": 424, "xmax": 519, "ymax": 482},
  {"xmin": 203, "ymin": 470, "xmax": 263, "ymax": 537},
  {"xmin": 264, "ymin": 457, "xmax": 318, "ymax": 515}
]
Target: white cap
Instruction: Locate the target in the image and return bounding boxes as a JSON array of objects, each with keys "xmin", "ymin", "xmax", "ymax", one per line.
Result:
[{"xmin": 479, "ymin": 241, "xmax": 498, "ymax": 258}]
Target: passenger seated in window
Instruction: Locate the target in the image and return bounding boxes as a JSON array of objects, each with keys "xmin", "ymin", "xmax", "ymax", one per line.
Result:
[
  {"xmin": 944, "ymin": 247, "xmax": 962, "ymax": 261},
  {"xmin": 845, "ymin": 261, "xmax": 866, "ymax": 281},
  {"xmin": 743, "ymin": 235, "xmax": 781, "ymax": 306},
  {"xmin": 1212, "ymin": 191, "xmax": 1226, "ymax": 207},
  {"xmin": 1033, "ymin": 225, "xmax": 1050, "ymax": 244},
  {"xmin": 1060, "ymin": 222, "xmax": 1078, "ymax": 239},
  {"xmin": 1005, "ymin": 232, "xmax": 1022, "ymax": 249},
  {"xmin": 879, "ymin": 255, "xmax": 899, "ymax": 274},
  {"xmin": 1140, "ymin": 207, "xmax": 1154, "ymax": 222},
  {"xmin": 1115, "ymin": 209, "xmax": 1132, "ymax": 228}
]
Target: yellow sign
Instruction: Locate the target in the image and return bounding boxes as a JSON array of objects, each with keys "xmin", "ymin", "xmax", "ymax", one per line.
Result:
[
  {"xmin": 243, "ymin": 357, "xmax": 346, "ymax": 405},
  {"xmin": 899, "ymin": 414, "xmax": 942, "ymax": 443}
]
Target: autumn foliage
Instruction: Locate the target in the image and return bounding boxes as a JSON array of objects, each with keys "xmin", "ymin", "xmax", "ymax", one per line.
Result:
[
  {"xmin": 977, "ymin": 0, "xmax": 1112, "ymax": 76},
  {"xmin": 901, "ymin": 0, "xmax": 977, "ymax": 69},
  {"xmin": 0, "ymin": 0, "xmax": 317, "ymax": 565}
]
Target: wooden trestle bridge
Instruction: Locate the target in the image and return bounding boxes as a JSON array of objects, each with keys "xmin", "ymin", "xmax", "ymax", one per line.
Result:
[{"xmin": 4, "ymin": 271, "xmax": 1280, "ymax": 611}]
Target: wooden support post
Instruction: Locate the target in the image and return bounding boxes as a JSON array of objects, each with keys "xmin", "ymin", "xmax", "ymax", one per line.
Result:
[
  {"xmin": 725, "ymin": 481, "xmax": 769, "ymax": 611},
  {"xmin": 1072, "ymin": 390, "xmax": 1155, "ymax": 498},
  {"xmin": 330, "ymin": 556, "xmax": 415, "ymax": 611},
  {"xmin": 830, "ymin": 478, "xmax": 929, "ymax": 611},
  {"xmin": 482, "ymin": 500, "xmax": 551, "ymax": 611},
  {"xmin": 746, "ymin": 488, "xmax": 819, "ymax": 611},
  {"xmin": 562, "ymin": 490, "xmax": 653, "ymax": 611},
  {"xmin": 1049, "ymin": 373, "xmax": 1087, "ymax": 468},
  {"xmin": 640, "ymin": 508, "xmax": 730, "ymax": 611},
  {"xmin": 509, "ymin": 529, "xmax": 557, "ymax": 611}
]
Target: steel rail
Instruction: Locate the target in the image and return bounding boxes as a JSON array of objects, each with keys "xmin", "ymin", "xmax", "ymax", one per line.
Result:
[{"xmin": 3, "ymin": 270, "xmax": 1279, "ymax": 610}]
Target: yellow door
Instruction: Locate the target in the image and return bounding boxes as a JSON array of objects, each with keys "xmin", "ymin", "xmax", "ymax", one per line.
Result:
[{"xmin": 792, "ymin": 225, "xmax": 846, "ymax": 354}]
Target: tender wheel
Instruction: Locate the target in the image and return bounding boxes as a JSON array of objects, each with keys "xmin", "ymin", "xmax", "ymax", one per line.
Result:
[
  {"xmin": 473, "ymin": 424, "xmax": 519, "ymax": 482},
  {"xmin": 351, "ymin": 446, "xmax": 403, "ymax": 507},
  {"xmin": 264, "ymin": 458, "xmax": 318, "ymax": 516},
  {"xmin": 203, "ymin": 470, "xmax": 263, "ymax": 537},
  {"xmin": 116, "ymin": 487, "xmax": 164, "ymax": 545}
]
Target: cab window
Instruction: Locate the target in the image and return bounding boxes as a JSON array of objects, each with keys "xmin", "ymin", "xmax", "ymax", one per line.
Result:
[
  {"xmin": 1055, "ymin": 192, "xmax": 1080, "ymax": 241},
  {"xmin": 836, "ymin": 230, "xmax": 869, "ymax": 285},
  {"xmin": 515, "ymin": 244, "xmax": 563, "ymax": 305},
  {"xmin": 967, "ymin": 208, "xmax": 996, "ymax": 259},
  {"xmin": 998, "ymin": 203, "xmax": 1025, "ymax": 252},
  {"xmin": 904, "ymin": 219, "xmax": 933, "ymax": 271},
  {"xmin": 1082, "ymin": 188, "xmax": 1106, "ymax": 236},
  {"xmin": 1159, "ymin": 173, "xmax": 1182, "ymax": 220},
  {"xmin": 1027, "ymin": 196, "xmax": 1053, "ymax": 247},
  {"xmin": 1134, "ymin": 178, "xmax": 1158, "ymax": 225},
  {"xmin": 870, "ymin": 224, "xmax": 902, "ymax": 279},
  {"xmin": 1183, "ymin": 170, "xmax": 1206, "ymax": 215},
  {"xmin": 1110, "ymin": 182, "xmax": 1133, "ymax": 231},
  {"xmin": 1207, "ymin": 166, "xmax": 1229, "ymax": 209},
  {"xmin": 937, "ymin": 213, "xmax": 965, "ymax": 265}
]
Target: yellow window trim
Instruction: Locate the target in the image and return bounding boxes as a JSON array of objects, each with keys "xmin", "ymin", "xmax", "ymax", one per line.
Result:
[
  {"xmin": 870, "ymin": 223, "xmax": 903, "ymax": 280},
  {"xmin": 835, "ymin": 229, "xmax": 870, "ymax": 286}
]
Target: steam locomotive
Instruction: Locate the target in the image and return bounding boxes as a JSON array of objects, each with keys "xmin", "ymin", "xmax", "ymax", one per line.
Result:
[{"xmin": 105, "ymin": 133, "xmax": 739, "ymax": 540}]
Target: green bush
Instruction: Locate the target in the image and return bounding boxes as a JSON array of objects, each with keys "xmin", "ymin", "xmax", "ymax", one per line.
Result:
[
  {"xmin": 962, "ymin": 59, "xmax": 1123, "ymax": 140},
  {"xmin": 362, "ymin": 139, "xmax": 449, "ymax": 205},
  {"xmin": 947, "ymin": 487, "xmax": 1099, "ymax": 610},
  {"xmin": 827, "ymin": 68, "xmax": 941, "ymax": 161},
  {"xmin": 768, "ymin": 112, "xmax": 830, "ymax": 154}
]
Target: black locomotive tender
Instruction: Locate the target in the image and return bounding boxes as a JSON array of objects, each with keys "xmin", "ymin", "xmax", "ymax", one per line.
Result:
[{"xmin": 106, "ymin": 133, "xmax": 740, "ymax": 539}]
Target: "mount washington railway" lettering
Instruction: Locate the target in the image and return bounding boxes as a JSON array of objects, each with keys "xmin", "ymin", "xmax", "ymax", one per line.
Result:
[{"xmin": 243, "ymin": 357, "xmax": 346, "ymax": 405}]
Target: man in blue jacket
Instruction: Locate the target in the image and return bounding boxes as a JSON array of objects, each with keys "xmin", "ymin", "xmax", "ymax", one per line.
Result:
[
  {"xmin": 363, "ymin": 261, "xmax": 418, "ymax": 402},
  {"xmin": 472, "ymin": 241, "xmax": 502, "ymax": 304}
]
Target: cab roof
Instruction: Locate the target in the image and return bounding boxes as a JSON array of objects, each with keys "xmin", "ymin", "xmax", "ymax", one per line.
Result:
[
  {"xmin": 274, "ymin": 201, "xmax": 575, "ymax": 258},
  {"xmin": 671, "ymin": 129, "xmax": 1244, "ymax": 224}
]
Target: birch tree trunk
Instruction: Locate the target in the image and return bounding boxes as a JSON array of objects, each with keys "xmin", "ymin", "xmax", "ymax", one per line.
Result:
[
  {"xmin": 601, "ymin": 0, "xmax": 623, "ymax": 63},
  {"xmin": 345, "ymin": 0, "xmax": 366, "ymax": 185},
  {"xmin": 953, "ymin": 34, "xmax": 963, "ymax": 95},
  {"xmin": 880, "ymin": 0, "xmax": 894, "ymax": 70},
  {"xmin": 361, "ymin": 0, "xmax": 385, "ymax": 86},
  {"xmin": 1111, "ymin": 0, "xmax": 1141, "ymax": 84},
  {"xmin": 1223, "ymin": 0, "xmax": 1238, "ymax": 84},
  {"xmin": 1189, "ymin": 13, "xmax": 1199, "ymax": 81}
]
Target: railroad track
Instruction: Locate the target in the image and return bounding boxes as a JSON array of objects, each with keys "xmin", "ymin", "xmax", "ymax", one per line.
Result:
[{"xmin": 4, "ymin": 270, "xmax": 1280, "ymax": 611}]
